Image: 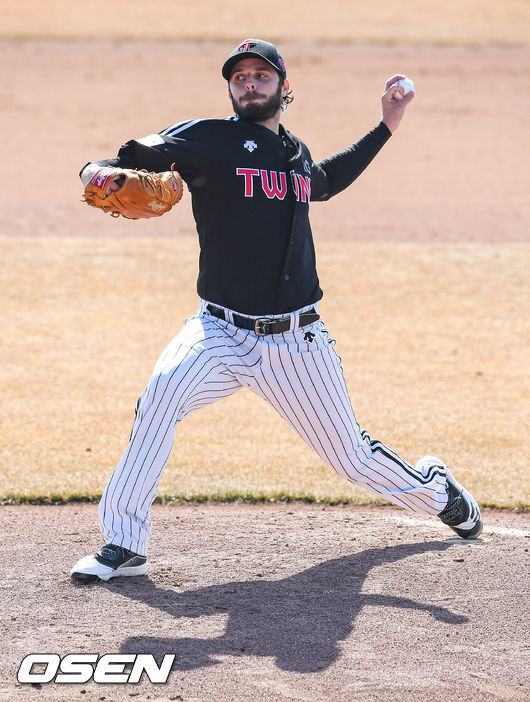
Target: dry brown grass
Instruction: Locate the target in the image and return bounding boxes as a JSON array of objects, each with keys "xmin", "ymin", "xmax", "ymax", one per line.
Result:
[
  {"xmin": 1, "ymin": 0, "xmax": 529, "ymax": 45},
  {"xmin": 1, "ymin": 236, "xmax": 528, "ymax": 507}
]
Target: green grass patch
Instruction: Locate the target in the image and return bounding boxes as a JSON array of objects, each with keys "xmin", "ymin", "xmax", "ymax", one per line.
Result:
[{"xmin": 1, "ymin": 492, "xmax": 527, "ymax": 511}]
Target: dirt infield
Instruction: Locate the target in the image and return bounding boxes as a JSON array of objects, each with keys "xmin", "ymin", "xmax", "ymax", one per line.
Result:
[{"xmin": 1, "ymin": 504, "xmax": 528, "ymax": 701}]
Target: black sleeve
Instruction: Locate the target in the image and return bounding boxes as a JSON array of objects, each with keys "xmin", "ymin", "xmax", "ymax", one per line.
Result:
[
  {"xmin": 310, "ymin": 121, "xmax": 392, "ymax": 202},
  {"xmin": 78, "ymin": 148, "xmax": 152, "ymax": 178},
  {"xmin": 79, "ymin": 126, "xmax": 210, "ymax": 186}
]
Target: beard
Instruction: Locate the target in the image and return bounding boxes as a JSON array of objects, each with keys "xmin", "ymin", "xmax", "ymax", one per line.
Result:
[{"xmin": 230, "ymin": 81, "xmax": 283, "ymax": 122}]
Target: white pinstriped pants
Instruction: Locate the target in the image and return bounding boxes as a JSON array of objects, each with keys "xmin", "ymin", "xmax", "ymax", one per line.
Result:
[{"xmin": 99, "ymin": 299, "xmax": 449, "ymax": 555}]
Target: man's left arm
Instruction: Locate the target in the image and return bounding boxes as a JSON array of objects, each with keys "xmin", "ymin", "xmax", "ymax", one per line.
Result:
[{"xmin": 311, "ymin": 74, "xmax": 414, "ymax": 202}]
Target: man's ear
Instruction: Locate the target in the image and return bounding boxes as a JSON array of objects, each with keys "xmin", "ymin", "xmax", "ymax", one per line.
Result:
[{"xmin": 282, "ymin": 78, "xmax": 290, "ymax": 97}]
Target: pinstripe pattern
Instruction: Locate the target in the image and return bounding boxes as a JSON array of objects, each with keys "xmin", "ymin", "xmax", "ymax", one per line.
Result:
[{"xmin": 99, "ymin": 302, "xmax": 449, "ymax": 555}]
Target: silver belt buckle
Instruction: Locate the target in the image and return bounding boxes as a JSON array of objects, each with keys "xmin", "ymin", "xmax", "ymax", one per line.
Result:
[
  {"xmin": 254, "ymin": 318, "xmax": 272, "ymax": 335},
  {"xmin": 254, "ymin": 316, "xmax": 291, "ymax": 335}
]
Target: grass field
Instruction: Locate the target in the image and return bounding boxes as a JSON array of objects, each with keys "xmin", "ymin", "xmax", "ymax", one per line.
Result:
[{"xmin": 1, "ymin": 237, "xmax": 528, "ymax": 508}]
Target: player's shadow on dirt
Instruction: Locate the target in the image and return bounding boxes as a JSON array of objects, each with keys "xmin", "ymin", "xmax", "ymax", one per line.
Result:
[{"xmin": 116, "ymin": 540, "xmax": 466, "ymax": 673}]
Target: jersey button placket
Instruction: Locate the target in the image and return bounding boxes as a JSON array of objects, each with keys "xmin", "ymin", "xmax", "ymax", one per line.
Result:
[{"xmin": 284, "ymin": 236, "xmax": 294, "ymax": 280}]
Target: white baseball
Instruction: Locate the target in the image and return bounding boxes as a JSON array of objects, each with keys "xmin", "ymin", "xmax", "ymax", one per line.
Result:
[{"xmin": 393, "ymin": 77, "xmax": 415, "ymax": 100}]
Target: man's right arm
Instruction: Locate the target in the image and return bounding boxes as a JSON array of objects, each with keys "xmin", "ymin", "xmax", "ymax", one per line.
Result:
[
  {"xmin": 310, "ymin": 122, "xmax": 392, "ymax": 202},
  {"xmin": 309, "ymin": 75, "xmax": 415, "ymax": 202}
]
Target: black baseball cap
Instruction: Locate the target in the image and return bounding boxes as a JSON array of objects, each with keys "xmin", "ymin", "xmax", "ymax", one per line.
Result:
[{"xmin": 222, "ymin": 39, "xmax": 287, "ymax": 80}]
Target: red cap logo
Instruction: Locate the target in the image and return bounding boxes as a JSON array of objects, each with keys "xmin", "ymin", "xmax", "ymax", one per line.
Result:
[{"xmin": 238, "ymin": 41, "xmax": 256, "ymax": 52}]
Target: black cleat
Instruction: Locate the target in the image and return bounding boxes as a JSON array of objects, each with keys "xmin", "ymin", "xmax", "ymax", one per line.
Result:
[{"xmin": 438, "ymin": 467, "xmax": 483, "ymax": 539}]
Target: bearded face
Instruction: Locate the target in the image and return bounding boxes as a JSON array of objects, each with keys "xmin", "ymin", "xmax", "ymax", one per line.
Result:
[{"xmin": 229, "ymin": 79, "xmax": 284, "ymax": 122}]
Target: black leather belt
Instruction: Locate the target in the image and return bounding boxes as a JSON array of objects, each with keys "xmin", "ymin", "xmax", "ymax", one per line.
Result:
[{"xmin": 206, "ymin": 304, "xmax": 320, "ymax": 336}]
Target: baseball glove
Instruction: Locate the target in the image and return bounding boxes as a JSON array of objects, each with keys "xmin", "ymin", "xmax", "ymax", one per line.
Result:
[{"xmin": 83, "ymin": 164, "xmax": 183, "ymax": 219}]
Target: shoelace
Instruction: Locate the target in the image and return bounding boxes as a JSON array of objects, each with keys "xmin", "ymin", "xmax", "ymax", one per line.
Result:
[{"xmin": 140, "ymin": 164, "xmax": 180, "ymax": 198}]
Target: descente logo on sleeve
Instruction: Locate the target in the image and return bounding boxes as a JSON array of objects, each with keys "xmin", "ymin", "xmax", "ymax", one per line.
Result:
[{"xmin": 236, "ymin": 168, "xmax": 311, "ymax": 202}]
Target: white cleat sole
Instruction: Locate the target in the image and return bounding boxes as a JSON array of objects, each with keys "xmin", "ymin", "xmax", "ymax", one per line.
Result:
[{"xmin": 70, "ymin": 554, "xmax": 148, "ymax": 583}]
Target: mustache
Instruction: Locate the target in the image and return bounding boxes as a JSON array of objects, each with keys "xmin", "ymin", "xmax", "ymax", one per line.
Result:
[{"xmin": 241, "ymin": 92, "xmax": 266, "ymax": 102}]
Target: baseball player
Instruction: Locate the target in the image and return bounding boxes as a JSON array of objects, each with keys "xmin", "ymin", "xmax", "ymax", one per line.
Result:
[{"xmin": 71, "ymin": 39, "xmax": 482, "ymax": 583}]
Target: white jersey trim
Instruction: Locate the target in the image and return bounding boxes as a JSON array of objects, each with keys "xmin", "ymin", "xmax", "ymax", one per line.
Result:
[
  {"xmin": 137, "ymin": 133, "xmax": 165, "ymax": 147},
  {"xmin": 161, "ymin": 118, "xmax": 205, "ymax": 137}
]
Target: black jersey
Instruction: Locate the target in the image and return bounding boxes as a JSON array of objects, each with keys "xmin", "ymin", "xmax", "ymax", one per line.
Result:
[{"xmin": 89, "ymin": 117, "xmax": 391, "ymax": 315}]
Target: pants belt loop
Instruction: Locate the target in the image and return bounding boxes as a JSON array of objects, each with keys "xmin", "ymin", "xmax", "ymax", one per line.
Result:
[
  {"xmin": 225, "ymin": 309, "xmax": 235, "ymax": 325},
  {"xmin": 291, "ymin": 311, "xmax": 300, "ymax": 331}
]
